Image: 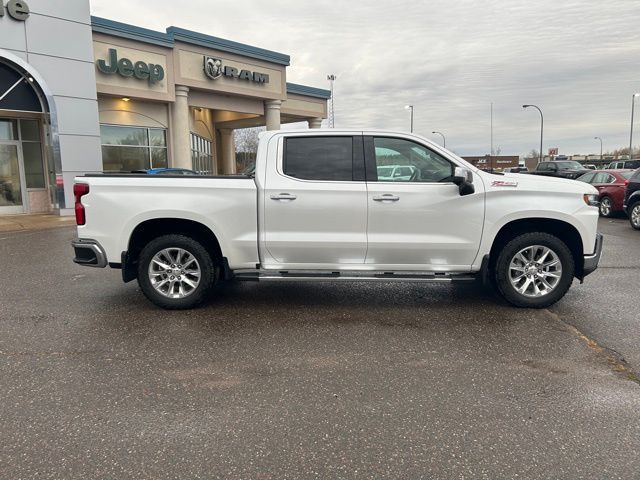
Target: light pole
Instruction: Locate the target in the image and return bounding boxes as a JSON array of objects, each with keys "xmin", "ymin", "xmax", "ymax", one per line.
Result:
[
  {"xmin": 405, "ymin": 105, "xmax": 414, "ymax": 133},
  {"xmin": 327, "ymin": 74, "xmax": 336, "ymax": 128},
  {"xmin": 594, "ymin": 136, "xmax": 603, "ymax": 161},
  {"xmin": 630, "ymin": 93, "xmax": 640, "ymax": 161},
  {"xmin": 523, "ymin": 104, "xmax": 543, "ymax": 164},
  {"xmin": 432, "ymin": 131, "xmax": 446, "ymax": 148}
]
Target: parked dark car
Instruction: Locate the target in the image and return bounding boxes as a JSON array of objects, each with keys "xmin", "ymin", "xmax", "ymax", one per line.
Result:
[
  {"xmin": 623, "ymin": 168, "xmax": 640, "ymax": 230},
  {"xmin": 528, "ymin": 160, "xmax": 591, "ymax": 179},
  {"xmin": 576, "ymin": 169, "xmax": 634, "ymax": 217}
]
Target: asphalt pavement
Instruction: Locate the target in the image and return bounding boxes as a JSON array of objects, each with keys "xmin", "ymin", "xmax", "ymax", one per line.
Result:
[{"xmin": 0, "ymin": 219, "xmax": 639, "ymax": 479}]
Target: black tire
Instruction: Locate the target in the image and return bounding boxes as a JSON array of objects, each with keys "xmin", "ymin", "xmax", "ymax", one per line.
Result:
[
  {"xmin": 599, "ymin": 196, "xmax": 614, "ymax": 218},
  {"xmin": 629, "ymin": 202, "xmax": 640, "ymax": 230},
  {"xmin": 493, "ymin": 232, "xmax": 575, "ymax": 308},
  {"xmin": 137, "ymin": 234, "xmax": 218, "ymax": 309}
]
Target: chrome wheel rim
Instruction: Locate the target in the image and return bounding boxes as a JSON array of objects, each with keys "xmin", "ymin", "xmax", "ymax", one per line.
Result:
[
  {"xmin": 600, "ymin": 198, "xmax": 611, "ymax": 216},
  {"xmin": 632, "ymin": 205, "xmax": 640, "ymax": 228},
  {"xmin": 508, "ymin": 245, "xmax": 563, "ymax": 298},
  {"xmin": 148, "ymin": 248, "xmax": 201, "ymax": 299}
]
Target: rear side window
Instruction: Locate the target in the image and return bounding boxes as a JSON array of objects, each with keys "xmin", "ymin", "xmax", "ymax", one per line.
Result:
[
  {"xmin": 593, "ymin": 172, "xmax": 611, "ymax": 183},
  {"xmin": 578, "ymin": 172, "xmax": 595, "ymax": 183},
  {"xmin": 284, "ymin": 137, "xmax": 353, "ymax": 181}
]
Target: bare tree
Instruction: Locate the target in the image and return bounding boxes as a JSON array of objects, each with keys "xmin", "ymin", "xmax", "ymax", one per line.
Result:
[
  {"xmin": 526, "ymin": 149, "xmax": 540, "ymax": 160},
  {"xmin": 234, "ymin": 127, "xmax": 264, "ymax": 173}
]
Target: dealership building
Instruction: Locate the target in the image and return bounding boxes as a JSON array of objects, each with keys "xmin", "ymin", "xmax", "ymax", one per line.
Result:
[{"xmin": 0, "ymin": 0, "xmax": 330, "ymax": 215}]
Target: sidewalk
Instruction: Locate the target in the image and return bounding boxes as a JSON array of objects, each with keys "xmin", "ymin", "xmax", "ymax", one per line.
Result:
[{"xmin": 0, "ymin": 214, "xmax": 75, "ymax": 233}]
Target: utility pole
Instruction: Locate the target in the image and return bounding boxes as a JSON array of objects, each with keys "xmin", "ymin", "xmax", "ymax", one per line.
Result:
[
  {"xmin": 327, "ymin": 74, "xmax": 336, "ymax": 128},
  {"xmin": 630, "ymin": 93, "xmax": 639, "ymax": 160},
  {"xmin": 405, "ymin": 105, "xmax": 414, "ymax": 133},
  {"xmin": 490, "ymin": 102, "xmax": 493, "ymax": 156}
]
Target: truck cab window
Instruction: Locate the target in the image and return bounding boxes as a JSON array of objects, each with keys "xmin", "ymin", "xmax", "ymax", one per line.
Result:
[
  {"xmin": 284, "ymin": 136, "xmax": 354, "ymax": 181},
  {"xmin": 373, "ymin": 137, "xmax": 453, "ymax": 182}
]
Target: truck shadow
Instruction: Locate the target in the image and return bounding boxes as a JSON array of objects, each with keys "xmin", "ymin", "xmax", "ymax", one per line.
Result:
[{"xmin": 211, "ymin": 278, "xmax": 499, "ymax": 310}]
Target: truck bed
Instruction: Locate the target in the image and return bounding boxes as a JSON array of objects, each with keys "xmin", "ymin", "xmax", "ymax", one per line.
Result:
[{"xmin": 75, "ymin": 174, "xmax": 259, "ymax": 269}]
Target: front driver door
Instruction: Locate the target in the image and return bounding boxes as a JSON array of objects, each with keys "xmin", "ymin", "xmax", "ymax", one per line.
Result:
[{"xmin": 364, "ymin": 134, "xmax": 485, "ymax": 271}]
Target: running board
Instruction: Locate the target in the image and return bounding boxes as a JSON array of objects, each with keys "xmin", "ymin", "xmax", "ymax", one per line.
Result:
[{"xmin": 234, "ymin": 270, "xmax": 477, "ymax": 283}]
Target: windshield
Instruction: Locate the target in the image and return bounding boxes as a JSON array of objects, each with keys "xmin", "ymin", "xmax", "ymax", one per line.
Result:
[{"xmin": 556, "ymin": 161, "xmax": 584, "ymax": 170}]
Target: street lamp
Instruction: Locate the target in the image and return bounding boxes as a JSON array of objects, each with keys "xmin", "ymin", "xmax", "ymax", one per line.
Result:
[
  {"xmin": 594, "ymin": 136, "xmax": 603, "ymax": 161},
  {"xmin": 523, "ymin": 104, "xmax": 544, "ymax": 164},
  {"xmin": 405, "ymin": 105, "xmax": 414, "ymax": 133},
  {"xmin": 327, "ymin": 74, "xmax": 336, "ymax": 128},
  {"xmin": 432, "ymin": 131, "xmax": 446, "ymax": 148},
  {"xmin": 630, "ymin": 93, "xmax": 640, "ymax": 161}
]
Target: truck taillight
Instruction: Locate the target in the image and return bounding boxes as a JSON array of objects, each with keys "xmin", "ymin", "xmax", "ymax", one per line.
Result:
[{"xmin": 74, "ymin": 183, "xmax": 90, "ymax": 225}]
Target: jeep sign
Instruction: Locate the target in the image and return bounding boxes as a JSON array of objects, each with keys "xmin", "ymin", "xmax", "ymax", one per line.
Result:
[{"xmin": 96, "ymin": 49, "xmax": 165, "ymax": 85}]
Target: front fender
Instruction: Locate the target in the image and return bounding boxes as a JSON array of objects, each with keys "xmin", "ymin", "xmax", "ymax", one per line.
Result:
[{"xmin": 472, "ymin": 190, "xmax": 599, "ymax": 268}]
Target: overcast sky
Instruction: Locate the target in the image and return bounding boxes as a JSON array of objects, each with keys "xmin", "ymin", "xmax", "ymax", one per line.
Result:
[{"xmin": 91, "ymin": 0, "xmax": 640, "ymax": 157}]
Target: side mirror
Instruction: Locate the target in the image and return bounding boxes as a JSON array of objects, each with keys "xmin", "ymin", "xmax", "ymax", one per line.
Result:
[{"xmin": 452, "ymin": 167, "xmax": 475, "ymax": 196}]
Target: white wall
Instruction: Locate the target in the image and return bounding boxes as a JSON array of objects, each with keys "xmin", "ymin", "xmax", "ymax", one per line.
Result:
[{"xmin": 0, "ymin": 0, "xmax": 100, "ymax": 213}]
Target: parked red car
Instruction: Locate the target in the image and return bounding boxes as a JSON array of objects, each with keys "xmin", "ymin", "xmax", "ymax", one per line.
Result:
[{"xmin": 576, "ymin": 169, "xmax": 635, "ymax": 217}]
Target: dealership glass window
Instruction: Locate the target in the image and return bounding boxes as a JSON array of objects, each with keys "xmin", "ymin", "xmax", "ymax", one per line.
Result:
[
  {"xmin": 284, "ymin": 136, "xmax": 353, "ymax": 181},
  {"xmin": 101, "ymin": 125, "xmax": 168, "ymax": 172},
  {"xmin": 190, "ymin": 133, "xmax": 214, "ymax": 175},
  {"xmin": 20, "ymin": 120, "xmax": 46, "ymax": 189},
  {"xmin": 0, "ymin": 119, "xmax": 45, "ymax": 188},
  {"xmin": 373, "ymin": 137, "xmax": 453, "ymax": 182},
  {"xmin": 0, "ymin": 119, "xmax": 18, "ymax": 140}
]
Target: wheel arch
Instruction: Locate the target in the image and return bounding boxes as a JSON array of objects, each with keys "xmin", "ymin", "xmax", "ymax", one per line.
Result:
[
  {"xmin": 488, "ymin": 218, "xmax": 585, "ymax": 279},
  {"xmin": 628, "ymin": 190, "xmax": 640, "ymax": 207},
  {"xmin": 122, "ymin": 218, "xmax": 225, "ymax": 282}
]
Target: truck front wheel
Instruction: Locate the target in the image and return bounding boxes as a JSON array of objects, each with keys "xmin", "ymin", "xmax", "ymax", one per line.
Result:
[
  {"xmin": 494, "ymin": 232, "xmax": 574, "ymax": 308},
  {"xmin": 137, "ymin": 234, "xmax": 218, "ymax": 309}
]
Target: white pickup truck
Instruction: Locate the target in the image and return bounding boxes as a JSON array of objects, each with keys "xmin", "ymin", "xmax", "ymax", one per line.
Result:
[{"xmin": 72, "ymin": 130, "xmax": 603, "ymax": 309}]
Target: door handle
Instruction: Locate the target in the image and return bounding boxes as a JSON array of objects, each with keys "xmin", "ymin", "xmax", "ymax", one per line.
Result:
[
  {"xmin": 270, "ymin": 193, "xmax": 297, "ymax": 201},
  {"xmin": 373, "ymin": 194, "xmax": 400, "ymax": 202}
]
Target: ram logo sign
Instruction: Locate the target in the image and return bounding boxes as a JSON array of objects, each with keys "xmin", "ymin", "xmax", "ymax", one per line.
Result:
[{"xmin": 203, "ymin": 56, "xmax": 269, "ymax": 84}]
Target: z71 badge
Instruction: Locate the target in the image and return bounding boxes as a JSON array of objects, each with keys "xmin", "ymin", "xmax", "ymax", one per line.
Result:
[{"xmin": 491, "ymin": 180, "xmax": 518, "ymax": 187}]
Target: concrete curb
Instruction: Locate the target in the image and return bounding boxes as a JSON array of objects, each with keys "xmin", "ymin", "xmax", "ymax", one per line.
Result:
[{"xmin": 0, "ymin": 214, "xmax": 75, "ymax": 233}]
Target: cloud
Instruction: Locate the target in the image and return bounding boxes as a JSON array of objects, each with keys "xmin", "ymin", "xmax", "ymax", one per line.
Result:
[{"xmin": 90, "ymin": 0, "xmax": 640, "ymax": 156}]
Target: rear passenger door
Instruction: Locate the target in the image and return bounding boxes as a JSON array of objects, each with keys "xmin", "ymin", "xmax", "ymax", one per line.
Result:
[{"xmin": 262, "ymin": 134, "xmax": 368, "ymax": 268}]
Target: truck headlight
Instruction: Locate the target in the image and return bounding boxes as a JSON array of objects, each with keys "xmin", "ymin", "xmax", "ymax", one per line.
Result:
[{"xmin": 583, "ymin": 194, "xmax": 599, "ymax": 206}]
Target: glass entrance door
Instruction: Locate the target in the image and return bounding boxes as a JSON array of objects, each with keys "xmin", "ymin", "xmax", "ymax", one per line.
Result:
[{"xmin": 0, "ymin": 143, "xmax": 25, "ymax": 214}]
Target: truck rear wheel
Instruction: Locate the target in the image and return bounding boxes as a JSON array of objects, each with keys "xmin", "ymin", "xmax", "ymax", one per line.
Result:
[
  {"xmin": 137, "ymin": 234, "xmax": 218, "ymax": 309},
  {"xmin": 493, "ymin": 232, "xmax": 574, "ymax": 308}
]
